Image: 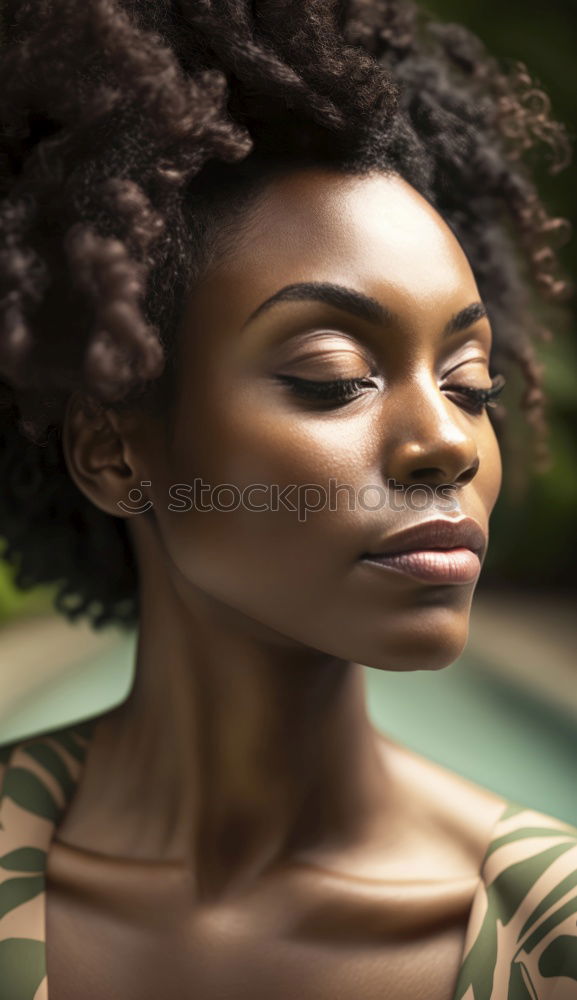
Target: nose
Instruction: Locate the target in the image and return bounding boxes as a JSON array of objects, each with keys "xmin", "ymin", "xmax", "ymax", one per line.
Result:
[{"xmin": 384, "ymin": 380, "xmax": 480, "ymax": 489}]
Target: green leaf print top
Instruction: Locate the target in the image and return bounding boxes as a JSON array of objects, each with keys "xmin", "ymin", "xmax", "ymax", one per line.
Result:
[{"xmin": 1, "ymin": 721, "xmax": 577, "ymax": 1000}]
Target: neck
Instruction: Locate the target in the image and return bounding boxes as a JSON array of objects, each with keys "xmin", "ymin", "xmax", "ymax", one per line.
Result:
[{"xmin": 68, "ymin": 517, "xmax": 390, "ymax": 903}]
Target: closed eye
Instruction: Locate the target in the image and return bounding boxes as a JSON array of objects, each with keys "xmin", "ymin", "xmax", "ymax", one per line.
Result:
[
  {"xmin": 443, "ymin": 374, "xmax": 506, "ymax": 415},
  {"xmin": 275, "ymin": 374, "xmax": 379, "ymax": 405},
  {"xmin": 274, "ymin": 372, "xmax": 505, "ymax": 414}
]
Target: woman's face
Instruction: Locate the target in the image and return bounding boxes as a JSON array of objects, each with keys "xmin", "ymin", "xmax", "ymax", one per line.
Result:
[{"xmin": 139, "ymin": 169, "xmax": 502, "ymax": 671}]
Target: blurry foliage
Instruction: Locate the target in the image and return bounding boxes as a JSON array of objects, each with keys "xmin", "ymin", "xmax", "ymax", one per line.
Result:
[
  {"xmin": 426, "ymin": 0, "xmax": 577, "ymax": 589},
  {"xmin": 1, "ymin": 0, "xmax": 575, "ymax": 621},
  {"xmin": 0, "ymin": 560, "xmax": 53, "ymax": 623}
]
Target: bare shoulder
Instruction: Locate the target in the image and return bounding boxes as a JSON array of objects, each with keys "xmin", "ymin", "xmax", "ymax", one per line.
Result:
[{"xmin": 375, "ymin": 731, "xmax": 507, "ymax": 868}]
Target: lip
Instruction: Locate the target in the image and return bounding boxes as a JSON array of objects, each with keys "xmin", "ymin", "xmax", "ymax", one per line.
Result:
[
  {"xmin": 362, "ymin": 517, "xmax": 487, "ymax": 559},
  {"xmin": 359, "ymin": 517, "xmax": 487, "ymax": 585}
]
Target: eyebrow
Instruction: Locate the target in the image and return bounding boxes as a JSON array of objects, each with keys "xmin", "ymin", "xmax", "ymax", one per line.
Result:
[{"xmin": 241, "ymin": 281, "xmax": 488, "ymax": 337}]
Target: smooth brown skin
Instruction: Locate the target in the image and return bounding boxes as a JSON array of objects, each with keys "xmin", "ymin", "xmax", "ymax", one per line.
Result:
[{"xmin": 48, "ymin": 171, "xmax": 506, "ymax": 999}]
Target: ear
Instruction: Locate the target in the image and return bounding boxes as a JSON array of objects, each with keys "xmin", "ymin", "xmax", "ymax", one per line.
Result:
[{"xmin": 62, "ymin": 392, "xmax": 151, "ymax": 519}]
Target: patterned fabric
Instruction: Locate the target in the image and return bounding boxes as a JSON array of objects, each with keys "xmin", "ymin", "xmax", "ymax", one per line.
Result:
[
  {"xmin": 1, "ymin": 722, "xmax": 577, "ymax": 999},
  {"xmin": 453, "ymin": 803, "xmax": 577, "ymax": 999},
  {"xmin": 0, "ymin": 721, "xmax": 94, "ymax": 1000}
]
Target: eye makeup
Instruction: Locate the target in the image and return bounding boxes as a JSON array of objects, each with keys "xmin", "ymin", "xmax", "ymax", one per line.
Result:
[{"xmin": 274, "ymin": 371, "xmax": 506, "ymax": 414}]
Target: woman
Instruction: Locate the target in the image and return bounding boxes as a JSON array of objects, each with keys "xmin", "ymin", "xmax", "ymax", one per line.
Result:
[{"xmin": 0, "ymin": 1, "xmax": 575, "ymax": 997}]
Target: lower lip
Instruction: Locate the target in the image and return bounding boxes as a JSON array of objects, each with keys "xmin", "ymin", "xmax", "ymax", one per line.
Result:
[{"xmin": 360, "ymin": 547, "xmax": 481, "ymax": 584}]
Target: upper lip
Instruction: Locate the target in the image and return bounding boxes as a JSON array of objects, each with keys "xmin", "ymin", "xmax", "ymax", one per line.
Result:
[{"xmin": 362, "ymin": 517, "xmax": 487, "ymax": 559}]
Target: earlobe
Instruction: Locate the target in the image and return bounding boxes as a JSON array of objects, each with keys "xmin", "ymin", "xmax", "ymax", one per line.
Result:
[{"xmin": 62, "ymin": 391, "xmax": 144, "ymax": 518}]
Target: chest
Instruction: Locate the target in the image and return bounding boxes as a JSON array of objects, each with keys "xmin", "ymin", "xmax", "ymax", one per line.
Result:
[{"xmin": 45, "ymin": 862, "xmax": 473, "ymax": 1000}]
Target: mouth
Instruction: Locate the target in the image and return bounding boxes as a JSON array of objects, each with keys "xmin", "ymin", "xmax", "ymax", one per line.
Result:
[{"xmin": 359, "ymin": 517, "xmax": 487, "ymax": 585}]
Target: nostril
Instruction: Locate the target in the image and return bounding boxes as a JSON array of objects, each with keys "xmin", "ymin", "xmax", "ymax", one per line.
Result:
[{"xmin": 455, "ymin": 458, "xmax": 480, "ymax": 487}]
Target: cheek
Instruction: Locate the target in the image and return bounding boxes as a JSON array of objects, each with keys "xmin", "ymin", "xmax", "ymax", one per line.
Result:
[{"xmin": 149, "ymin": 399, "xmax": 367, "ymax": 613}]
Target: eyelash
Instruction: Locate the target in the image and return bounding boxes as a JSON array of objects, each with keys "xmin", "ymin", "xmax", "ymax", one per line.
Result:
[{"xmin": 276, "ymin": 373, "xmax": 506, "ymax": 414}]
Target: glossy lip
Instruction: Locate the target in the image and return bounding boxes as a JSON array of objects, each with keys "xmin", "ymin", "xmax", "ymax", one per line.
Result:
[{"xmin": 360, "ymin": 517, "xmax": 487, "ymax": 561}]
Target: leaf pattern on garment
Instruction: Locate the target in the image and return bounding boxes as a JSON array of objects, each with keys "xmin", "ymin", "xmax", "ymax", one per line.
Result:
[
  {"xmin": 452, "ymin": 803, "xmax": 577, "ymax": 1000},
  {"xmin": 0, "ymin": 721, "xmax": 93, "ymax": 1000}
]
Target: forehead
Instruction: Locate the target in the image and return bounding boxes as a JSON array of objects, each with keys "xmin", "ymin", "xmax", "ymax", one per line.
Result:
[{"xmin": 187, "ymin": 170, "xmax": 478, "ymax": 333}]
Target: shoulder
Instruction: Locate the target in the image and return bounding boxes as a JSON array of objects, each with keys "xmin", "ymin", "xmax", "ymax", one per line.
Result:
[
  {"xmin": 0, "ymin": 716, "xmax": 97, "ymax": 862},
  {"xmin": 454, "ymin": 801, "xmax": 577, "ymax": 999},
  {"xmin": 381, "ymin": 738, "xmax": 577, "ymax": 997},
  {"xmin": 0, "ymin": 717, "xmax": 97, "ymax": 996}
]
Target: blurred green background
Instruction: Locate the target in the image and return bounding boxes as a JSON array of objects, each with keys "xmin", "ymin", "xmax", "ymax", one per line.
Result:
[{"xmin": 427, "ymin": 0, "xmax": 577, "ymax": 591}]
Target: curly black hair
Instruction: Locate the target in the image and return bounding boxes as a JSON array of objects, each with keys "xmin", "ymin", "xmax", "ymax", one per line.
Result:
[{"xmin": 0, "ymin": 0, "xmax": 570, "ymax": 630}]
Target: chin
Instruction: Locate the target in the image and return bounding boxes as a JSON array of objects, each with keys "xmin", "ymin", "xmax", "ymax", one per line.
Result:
[{"xmin": 355, "ymin": 608, "xmax": 471, "ymax": 673}]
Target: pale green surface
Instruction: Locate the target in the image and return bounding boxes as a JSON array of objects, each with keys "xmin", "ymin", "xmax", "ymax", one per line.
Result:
[
  {"xmin": 0, "ymin": 630, "xmax": 137, "ymax": 745},
  {"xmin": 1, "ymin": 635, "xmax": 575, "ymax": 827},
  {"xmin": 365, "ymin": 656, "xmax": 577, "ymax": 826}
]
